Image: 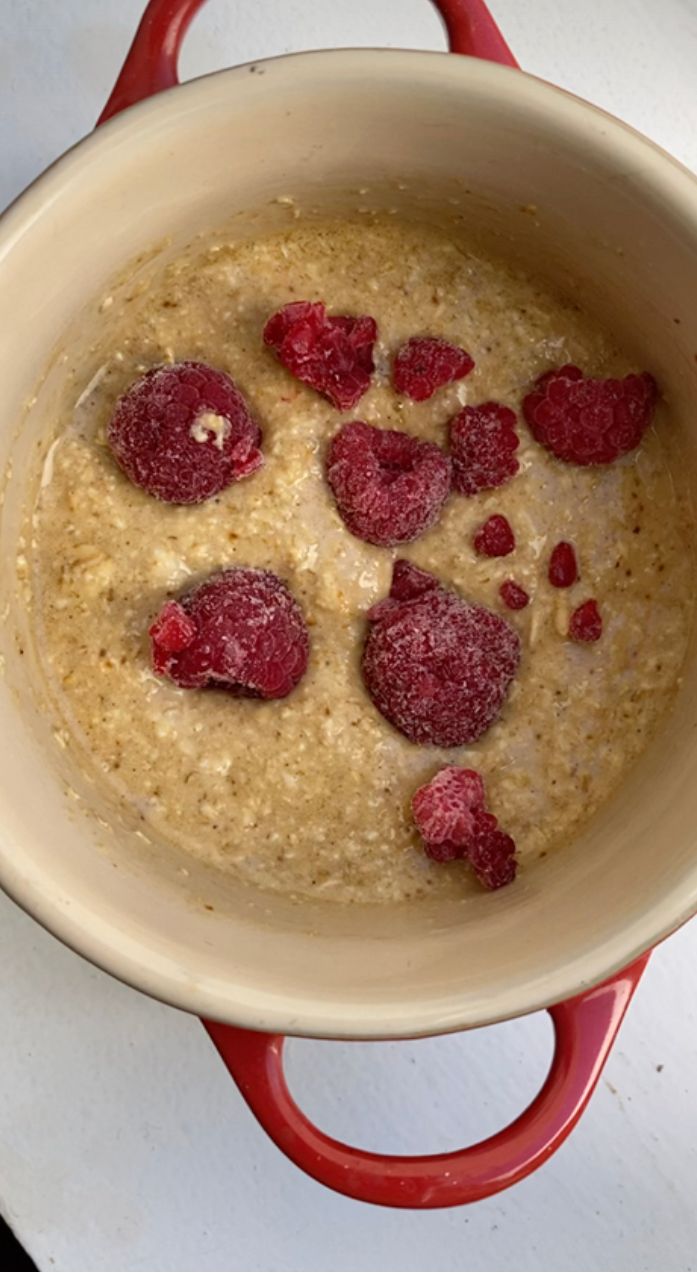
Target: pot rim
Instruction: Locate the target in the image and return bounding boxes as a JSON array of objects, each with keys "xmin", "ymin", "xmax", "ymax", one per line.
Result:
[{"xmin": 2, "ymin": 48, "xmax": 697, "ymax": 1036}]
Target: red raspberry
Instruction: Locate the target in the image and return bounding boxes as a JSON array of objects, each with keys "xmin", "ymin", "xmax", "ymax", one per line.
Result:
[
  {"xmin": 107, "ymin": 362, "xmax": 263, "ymax": 504},
  {"xmin": 326, "ymin": 421, "xmax": 451, "ymax": 546},
  {"xmin": 392, "ymin": 337, "xmax": 474, "ymax": 402},
  {"xmin": 411, "ymin": 768, "xmax": 517, "ymax": 889},
  {"xmin": 549, "ymin": 541, "xmax": 578, "ymax": 588},
  {"xmin": 363, "ymin": 563, "xmax": 520, "ymax": 746},
  {"xmin": 412, "ymin": 766, "xmax": 486, "ymax": 850},
  {"xmin": 468, "ymin": 809, "xmax": 517, "ymax": 890},
  {"xmin": 149, "ymin": 568, "xmax": 309, "ymax": 698},
  {"xmin": 499, "ymin": 580, "xmax": 529, "ymax": 610},
  {"xmin": 522, "ymin": 364, "xmax": 657, "ymax": 466},
  {"xmin": 449, "ymin": 402, "xmax": 520, "ymax": 496},
  {"xmin": 474, "ymin": 514, "xmax": 515, "ymax": 557},
  {"xmin": 569, "ymin": 598, "xmax": 603, "ymax": 643},
  {"xmin": 263, "ymin": 301, "xmax": 377, "ymax": 411}
]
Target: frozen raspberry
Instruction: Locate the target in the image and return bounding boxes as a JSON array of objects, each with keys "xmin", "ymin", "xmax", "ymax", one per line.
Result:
[
  {"xmin": 523, "ymin": 364, "xmax": 657, "ymax": 466},
  {"xmin": 549, "ymin": 541, "xmax": 578, "ymax": 588},
  {"xmin": 149, "ymin": 568, "xmax": 309, "ymax": 698},
  {"xmin": 107, "ymin": 362, "xmax": 263, "ymax": 504},
  {"xmin": 263, "ymin": 301, "xmax": 376, "ymax": 411},
  {"xmin": 363, "ymin": 563, "xmax": 520, "ymax": 746},
  {"xmin": 449, "ymin": 402, "xmax": 520, "ymax": 496},
  {"xmin": 569, "ymin": 598, "xmax": 603, "ymax": 643},
  {"xmin": 411, "ymin": 767, "xmax": 517, "ymax": 889},
  {"xmin": 499, "ymin": 580, "xmax": 529, "ymax": 611},
  {"xmin": 468, "ymin": 809, "xmax": 517, "ymax": 890},
  {"xmin": 326, "ymin": 421, "xmax": 451, "ymax": 547},
  {"xmin": 392, "ymin": 337, "xmax": 474, "ymax": 402},
  {"xmin": 474, "ymin": 514, "xmax": 515, "ymax": 557},
  {"xmin": 412, "ymin": 766, "xmax": 486, "ymax": 850}
]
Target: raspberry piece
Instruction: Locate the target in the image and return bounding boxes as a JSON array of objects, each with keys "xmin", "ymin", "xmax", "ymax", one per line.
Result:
[
  {"xmin": 411, "ymin": 768, "xmax": 517, "ymax": 889},
  {"xmin": 412, "ymin": 766, "xmax": 486, "ymax": 850},
  {"xmin": 363, "ymin": 563, "xmax": 520, "ymax": 746},
  {"xmin": 499, "ymin": 580, "xmax": 529, "ymax": 610},
  {"xmin": 368, "ymin": 558, "xmax": 440, "ymax": 623},
  {"xmin": 468, "ymin": 809, "xmax": 517, "ymax": 890},
  {"xmin": 549, "ymin": 541, "xmax": 578, "ymax": 588},
  {"xmin": 423, "ymin": 840, "xmax": 462, "ymax": 863},
  {"xmin": 326, "ymin": 421, "xmax": 451, "ymax": 547},
  {"xmin": 263, "ymin": 301, "xmax": 377, "ymax": 410},
  {"xmin": 149, "ymin": 601, "xmax": 198, "ymax": 668},
  {"xmin": 569, "ymin": 598, "xmax": 603, "ymax": 643},
  {"xmin": 149, "ymin": 568, "xmax": 309, "ymax": 698},
  {"xmin": 449, "ymin": 402, "xmax": 520, "ymax": 496},
  {"xmin": 522, "ymin": 364, "xmax": 657, "ymax": 466},
  {"xmin": 389, "ymin": 559, "xmax": 441, "ymax": 602},
  {"xmin": 107, "ymin": 361, "xmax": 263, "ymax": 504},
  {"xmin": 392, "ymin": 337, "xmax": 474, "ymax": 402},
  {"xmin": 474, "ymin": 514, "xmax": 515, "ymax": 557}
]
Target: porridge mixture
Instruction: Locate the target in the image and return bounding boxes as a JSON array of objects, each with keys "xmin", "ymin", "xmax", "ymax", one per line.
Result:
[{"xmin": 28, "ymin": 218, "xmax": 694, "ymax": 902}]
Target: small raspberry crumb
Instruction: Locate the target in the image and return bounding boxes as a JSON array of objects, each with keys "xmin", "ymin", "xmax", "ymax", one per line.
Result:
[
  {"xmin": 392, "ymin": 337, "xmax": 474, "ymax": 402},
  {"xmin": 363, "ymin": 562, "xmax": 520, "ymax": 746},
  {"xmin": 411, "ymin": 767, "xmax": 517, "ymax": 890},
  {"xmin": 149, "ymin": 568, "xmax": 309, "ymax": 698},
  {"xmin": 522, "ymin": 364, "xmax": 657, "ymax": 466},
  {"xmin": 107, "ymin": 362, "xmax": 263, "ymax": 504},
  {"xmin": 549, "ymin": 541, "xmax": 578, "ymax": 588},
  {"xmin": 326, "ymin": 421, "xmax": 451, "ymax": 546},
  {"xmin": 449, "ymin": 402, "xmax": 520, "ymax": 496},
  {"xmin": 569, "ymin": 599, "xmax": 603, "ymax": 643},
  {"xmin": 263, "ymin": 300, "xmax": 377, "ymax": 411},
  {"xmin": 474, "ymin": 514, "xmax": 515, "ymax": 557},
  {"xmin": 499, "ymin": 580, "xmax": 529, "ymax": 611}
]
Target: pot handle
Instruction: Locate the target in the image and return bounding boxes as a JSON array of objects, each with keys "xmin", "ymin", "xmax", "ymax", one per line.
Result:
[
  {"xmin": 98, "ymin": 0, "xmax": 517, "ymax": 124},
  {"xmin": 203, "ymin": 955, "xmax": 648, "ymax": 1208}
]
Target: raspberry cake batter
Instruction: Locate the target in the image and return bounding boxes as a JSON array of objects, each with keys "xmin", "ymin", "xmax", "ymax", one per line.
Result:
[{"xmin": 28, "ymin": 217, "xmax": 693, "ymax": 902}]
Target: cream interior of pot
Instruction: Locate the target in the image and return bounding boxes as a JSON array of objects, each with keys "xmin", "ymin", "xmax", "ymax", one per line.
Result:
[{"xmin": 1, "ymin": 52, "xmax": 697, "ymax": 1035}]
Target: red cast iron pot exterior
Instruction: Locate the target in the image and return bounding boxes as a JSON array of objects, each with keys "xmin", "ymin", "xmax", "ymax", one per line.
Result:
[{"xmin": 204, "ymin": 957, "xmax": 649, "ymax": 1208}]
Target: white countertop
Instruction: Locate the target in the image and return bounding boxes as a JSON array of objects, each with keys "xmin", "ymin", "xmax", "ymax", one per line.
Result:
[{"xmin": 1, "ymin": 2, "xmax": 697, "ymax": 1269}]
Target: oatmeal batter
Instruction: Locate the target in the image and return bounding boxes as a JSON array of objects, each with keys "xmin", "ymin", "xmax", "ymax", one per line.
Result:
[{"xmin": 29, "ymin": 219, "xmax": 694, "ymax": 902}]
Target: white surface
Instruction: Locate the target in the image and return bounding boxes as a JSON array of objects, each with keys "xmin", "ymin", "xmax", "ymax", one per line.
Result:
[{"xmin": 1, "ymin": 2, "xmax": 696, "ymax": 1270}]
